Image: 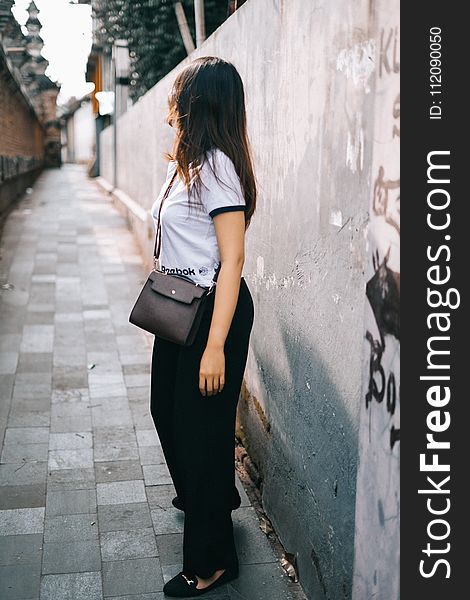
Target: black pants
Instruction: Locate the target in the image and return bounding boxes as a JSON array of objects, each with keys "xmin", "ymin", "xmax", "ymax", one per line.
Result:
[{"xmin": 150, "ymin": 276, "xmax": 254, "ymax": 577}]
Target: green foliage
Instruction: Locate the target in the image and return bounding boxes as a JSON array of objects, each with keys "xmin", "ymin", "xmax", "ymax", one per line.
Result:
[{"xmin": 93, "ymin": 0, "xmax": 230, "ymax": 102}]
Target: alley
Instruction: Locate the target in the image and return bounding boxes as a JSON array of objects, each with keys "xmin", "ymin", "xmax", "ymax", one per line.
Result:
[{"xmin": 0, "ymin": 165, "xmax": 304, "ymax": 600}]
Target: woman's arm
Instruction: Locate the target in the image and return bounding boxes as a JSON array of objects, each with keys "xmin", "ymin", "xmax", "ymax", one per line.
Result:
[{"xmin": 199, "ymin": 210, "xmax": 246, "ymax": 396}]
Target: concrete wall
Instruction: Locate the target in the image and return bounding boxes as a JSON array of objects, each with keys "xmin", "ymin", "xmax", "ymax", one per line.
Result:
[
  {"xmin": 99, "ymin": 1, "xmax": 399, "ymax": 598},
  {"xmin": 352, "ymin": 1, "xmax": 400, "ymax": 598},
  {"xmin": 63, "ymin": 101, "xmax": 95, "ymax": 164},
  {"xmin": 73, "ymin": 101, "xmax": 95, "ymax": 163}
]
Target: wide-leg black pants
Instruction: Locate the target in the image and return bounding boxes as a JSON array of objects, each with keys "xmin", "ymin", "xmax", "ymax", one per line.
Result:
[{"xmin": 150, "ymin": 276, "xmax": 254, "ymax": 578}]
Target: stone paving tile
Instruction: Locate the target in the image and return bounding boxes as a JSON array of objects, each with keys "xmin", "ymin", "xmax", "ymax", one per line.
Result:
[
  {"xmin": 83, "ymin": 308, "xmax": 112, "ymax": 320},
  {"xmin": 89, "ymin": 383, "xmax": 129, "ymax": 401},
  {"xmin": 138, "ymin": 444, "xmax": 165, "ymax": 467},
  {"xmin": 13, "ymin": 372, "xmax": 51, "ymax": 386},
  {"xmin": 7, "ymin": 411, "xmax": 50, "ymax": 428},
  {"xmin": 94, "ymin": 444, "xmax": 140, "ymax": 463},
  {"xmin": 233, "ymin": 508, "xmax": 277, "ymax": 565},
  {"xmin": 0, "ymin": 483, "xmax": 46, "ymax": 510},
  {"xmin": 0, "ymin": 462, "xmax": 48, "ymax": 486},
  {"xmin": 97, "ymin": 502, "xmax": 153, "ymax": 533},
  {"xmin": 155, "ymin": 533, "xmax": 184, "ymax": 567},
  {"xmin": 40, "ymin": 571, "xmax": 103, "ymax": 600},
  {"xmin": 0, "ymin": 374, "xmax": 15, "ymax": 404},
  {"xmin": 51, "ymin": 351, "xmax": 87, "ymax": 369},
  {"xmin": 19, "ymin": 325, "xmax": 54, "ymax": 353},
  {"xmin": 50, "ymin": 414, "xmax": 93, "ymax": 433},
  {"xmin": 54, "ymin": 312, "xmax": 83, "ymax": 323},
  {"xmin": 100, "ymin": 527, "xmax": 158, "ymax": 561},
  {"xmin": 120, "ymin": 351, "xmax": 151, "ymax": 366},
  {"xmin": 26, "ymin": 311, "xmax": 55, "ymax": 325},
  {"xmin": 48, "ymin": 431, "xmax": 92, "ymax": 450},
  {"xmin": 0, "ymin": 166, "xmax": 305, "ymax": 600},
  {"xmin": 1, "ymin": 289, "xmax": 29, "ymax": 309},
  {"xmin": 129, "ymin": 412, "xmax": 153, "ymax": 432},
  {"xmin": 97, "ymin": 479, "xmax": 147, "ymax": 505},
  {"xmin": 4, "ymin": 427, "xmax": 49, "ymax": 445},
  {"xmin": 48, "ymin": 448, "xmax": 94, "ymax": 470},
  {"xmin": 44, "ymin": 513, "xmax": 99, "ymax": 543},
  {"xmin": 95, "ymin": 459, "xmax": 143, "ymax": 483},
  {"xmin": 16, "ymin": 352, "xmax": 52, "ymax": 374},
  {"xmin": 1, "ymin": 443, "xmax": 49, "ymax": 463},
  {"xmin": 86, "ymin": 350, "xmax": 121, "ymax": 365},
  {"xmin": 102, "ymin": 557, "xmax": 163, "ymax": 597},
  {"xmin": 142, "ymin": 464, "xmax": 172, "ymax": 487},
  {"xmin": 45, "ymin": 487, "xmax": 96, "ymax": 516},
  {"xmin": 150, "ymin": 507, "xmax": 184, "ymax": 535},
  {"xmin": 145, "ymin": 485, "xmax": 177, "ymax": 510},
  {"xmin": 41, "ymin": 539, "xmax": 102, "ymax": 574},
  {"xmin": 52, "ymin": 366, "xmax": 88, "ymax": 389},
  {"xmin": 0, "ymin": 333, "xmax": 22, "ymax": 352},
  {"xmin": 0, "ymin": 507, "xmax": 44, "ymax": 536},
  {"xmin": 25, "ymin": 310, "xmax": 54, "ymax": 325},
  {"xmin": 12, "ymin": 383, "xmax": 52, "ymax": 400},
  {"xmin": 136, "ymin": 429, "xmax": 159, "ymax": 447},
  {"xmin": 0, "ymin": 352, "xmax": 19, "ymax": 374},
  {"xmin": 127, "ymin": 385, "xmax": 148, "ymax": 400},
  {"xmin": 46, "ymin": 467, "xmax": 95, "ymax": 491},
  {"xmin": 0, "ymin": 563, "xmax": 42, "ymax": 600},
  {"xmin": 123, "ymin": 363, "xmax": 149, "ymax": 376},
  {"xmin": 124, "ymin": 373, "xmax": 151, "ymax": 388},
  {"xmin": 51, "ymin": 388, "xmax": 89, "ymax": 403},
  {"xmin": 0, "ymin": 533, "xmax": 43, "ymax": 566},
  {"xmin": 9, "ymin": 399, "xmax": 50, "ymax": 413},
  {"xmin": 93, "ymin": 409, "xmax": 135, "ymax": 429}
]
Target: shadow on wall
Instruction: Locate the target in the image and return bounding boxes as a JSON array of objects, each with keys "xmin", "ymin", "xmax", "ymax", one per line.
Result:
[{"xmin": 240, "ymin": 321, "xmax": 360, "ymax": 600}]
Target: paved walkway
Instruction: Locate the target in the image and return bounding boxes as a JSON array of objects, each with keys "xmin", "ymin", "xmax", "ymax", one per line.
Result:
[{"xmin": 0, "ymin": 165, "xmax": 306, "ymax": 600}]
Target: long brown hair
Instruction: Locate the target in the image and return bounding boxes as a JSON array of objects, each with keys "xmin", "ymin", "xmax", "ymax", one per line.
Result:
[{"xmin": 164, "ymin": 56, "xmax": 257, "ymax": 229}]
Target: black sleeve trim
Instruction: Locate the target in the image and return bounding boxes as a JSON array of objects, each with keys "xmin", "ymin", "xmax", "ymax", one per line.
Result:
[{"xmin": 209, "ymin": 205, "xmax": 246, "ymax": 218}]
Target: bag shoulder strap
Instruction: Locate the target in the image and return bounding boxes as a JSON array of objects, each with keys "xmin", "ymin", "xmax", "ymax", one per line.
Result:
[{"xmin": 154, "ymin": 170, "xmax": 178, "ymax": 265}]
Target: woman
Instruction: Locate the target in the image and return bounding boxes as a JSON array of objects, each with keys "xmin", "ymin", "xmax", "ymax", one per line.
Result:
[{"xmin": 149, "ymin": 56, "xmax": 257, "ymax": 597}]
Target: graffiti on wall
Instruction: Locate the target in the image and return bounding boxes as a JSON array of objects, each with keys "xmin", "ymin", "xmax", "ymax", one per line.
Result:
[
  {"xmin": 365, "ymin": 249, "xmax": 400, "ymax": 447},
  {"xmin": 364, "ymin": 78, "xmax": 400, "ymax": 447},
  {"xmin": 352, "ymin": 13, "xmax": 400, "ymax": 600}
]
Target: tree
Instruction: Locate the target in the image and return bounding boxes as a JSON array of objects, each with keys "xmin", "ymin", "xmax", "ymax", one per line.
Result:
[{"xmin": 92, "ymin": 0, "xmax": 230, "ymax": 102}]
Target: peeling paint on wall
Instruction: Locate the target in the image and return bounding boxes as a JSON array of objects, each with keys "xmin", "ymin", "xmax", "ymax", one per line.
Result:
[
  {"xmin": 336, "ymin": 39, "xmax": 376, "ymax": 93},
  {"xmin": 346, "ymin": 112, "xmax": 365, "ymax": 173},
  {"xmin": 329, "ymin": 209, "xmax": 343, "ymax": 228}
]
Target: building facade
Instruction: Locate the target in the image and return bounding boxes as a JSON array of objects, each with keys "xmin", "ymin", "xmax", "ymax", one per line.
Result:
[{"xmin": 0, "ymin": 0, "xmax": 61, "ymax": 212}]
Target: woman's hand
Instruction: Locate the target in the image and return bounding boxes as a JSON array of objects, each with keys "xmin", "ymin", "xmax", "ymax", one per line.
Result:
[{"xmin": 199, "ymin": 343, "xmax": 225, "ymax": 396}]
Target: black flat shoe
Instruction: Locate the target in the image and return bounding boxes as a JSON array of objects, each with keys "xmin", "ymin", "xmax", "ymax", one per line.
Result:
[
  {"xmin": 163, "ymin": 566, "xmax": 239, "ymax": 597},
  {"xmin": 172, "ymin": 489, "xmax": 242, "ymax": 512}
]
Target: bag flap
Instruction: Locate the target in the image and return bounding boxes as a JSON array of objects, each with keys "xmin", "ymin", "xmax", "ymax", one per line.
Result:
[{"xmin": 149, "ymin": 270, "xmax": 208, "ymax": 304}]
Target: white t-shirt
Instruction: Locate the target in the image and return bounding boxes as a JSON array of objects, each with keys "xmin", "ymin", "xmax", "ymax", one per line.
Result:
[{"xmin": 151, "ymin": 147, "xmax": 246, "ymax": 287}]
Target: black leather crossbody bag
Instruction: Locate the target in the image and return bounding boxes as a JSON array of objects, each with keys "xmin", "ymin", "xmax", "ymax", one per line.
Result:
[{"xmin": 128, "ymin": 169, "xmax": 221, "ymax": 346}]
